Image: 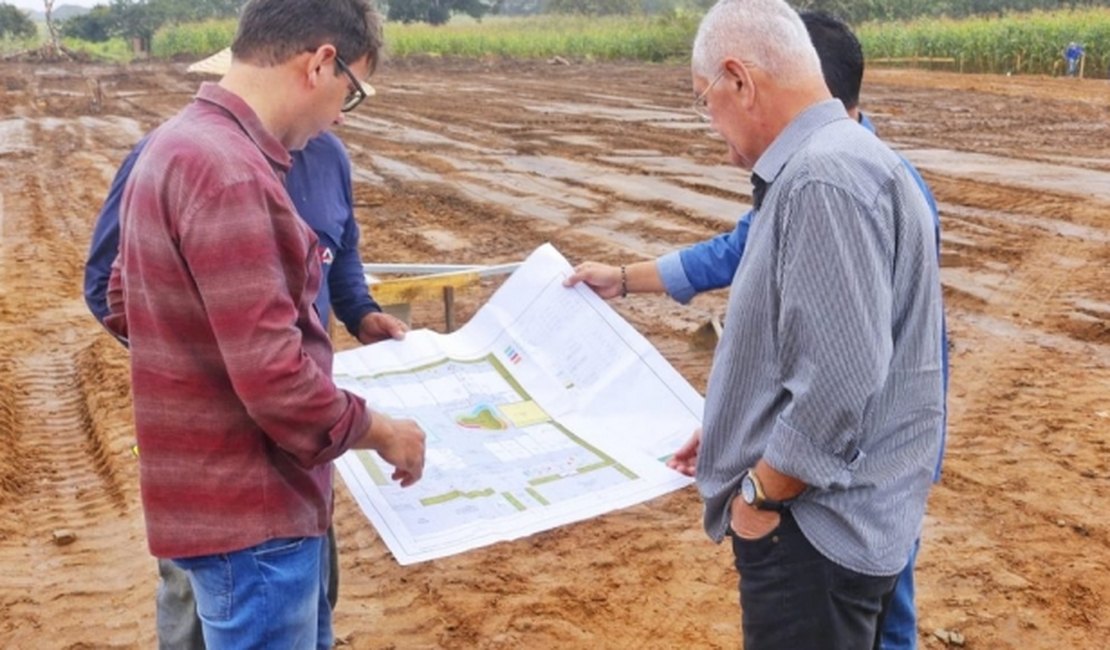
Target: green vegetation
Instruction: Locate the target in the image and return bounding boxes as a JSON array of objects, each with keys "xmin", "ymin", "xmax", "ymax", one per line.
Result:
[
  {"xmin": 151, "ymin": 19, "xmax": 235, "ymax": 58},
  {"xmin": 62, "ymin": 35, "xmax": 133, "ymax": 62},
  {"xmin": 0, "ymin": 33, "xmax": 37, "ymax": 56},
  {"xmin": 0, "ymin": 3, "xmax": 36, "ymax": 39},
  {"xmin": 795, "ymin": 0, "xmax": 1106, "ymax": 25},
  {"xmin": 67, "ymin": 6, "xmax": 693, "ymax": 63},
  {"xmin": 37, "ymin": 2, "xmax": 1108, "ymax": 77},
  {"xmin": 0, "ymin": 12, "xmax": 37, "ymax": 56},
  {"xmin": 858, "ymin": 8, "xmax": 1110, "ymax": 75},
  {"xmin": 388, "ymin": 0, "xmax": 499, "ymax": 26},
  {"xmin": 384, "ymin": 13, "xmax": 699, "ymax": 62},
  {"xmin": 62, "ymin": 0, "xmax": 239, "ymax": 51}
]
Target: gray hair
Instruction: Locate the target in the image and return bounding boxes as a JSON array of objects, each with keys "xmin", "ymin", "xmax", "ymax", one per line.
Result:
[{"xmin": 692, "ymin": 0, "xmax": 822, "ymax": 86}]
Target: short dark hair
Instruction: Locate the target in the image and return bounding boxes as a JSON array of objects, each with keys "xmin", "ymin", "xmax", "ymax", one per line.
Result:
[
  {"xmin": 232, "ymin": 0, "xmax": 383, "ymax": 75},
  {"xmin": 800, "ymin": 11, "xmax": 863, "ymax": 110}
]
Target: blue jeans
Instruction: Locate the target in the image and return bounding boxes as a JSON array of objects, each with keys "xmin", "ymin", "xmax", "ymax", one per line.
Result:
[
  {"xmin": 157, "ymin": 527, "xmax": 338, "ymax": 649},
  {"xmin": 880, "ymin": 539, "xmax": 920, "ymax": 650},
  {"xmin": 172, "ymin": 535, "xmax": 332, "ymax": 650}
]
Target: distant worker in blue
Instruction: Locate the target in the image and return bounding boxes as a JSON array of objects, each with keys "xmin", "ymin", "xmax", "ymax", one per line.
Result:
[
  {"xmin": 566, "ymin": 10, "xmax": 947, "ymax": 650},
  {"xmin": 85, "ymin": 126, "xmax": 407, "ymax": 650},
  {"xmin": 1064, "ymin": 42, "xmax": 1084, "ymax": 77}
]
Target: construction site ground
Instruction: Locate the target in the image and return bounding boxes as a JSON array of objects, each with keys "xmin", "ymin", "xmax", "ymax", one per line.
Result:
[{"xmin": 0, "ymin": 58, "xmax": 1107, "ymax": 649}]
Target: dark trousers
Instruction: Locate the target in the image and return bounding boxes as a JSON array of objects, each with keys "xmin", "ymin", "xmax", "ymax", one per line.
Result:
[{"xmin": 730, "ymin": 510, "xmax": 898, "ymax": 650}]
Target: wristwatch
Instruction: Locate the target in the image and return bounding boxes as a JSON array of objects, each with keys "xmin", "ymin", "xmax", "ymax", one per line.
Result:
[{"xmin": 738, "ymin": 469, "xmax": 790, "ymax": 512}]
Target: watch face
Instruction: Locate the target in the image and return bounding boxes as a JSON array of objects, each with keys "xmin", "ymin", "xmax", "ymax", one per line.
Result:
[{"xmin": 740, "ymin": 474, "xmax": 756, "ymax": 504}]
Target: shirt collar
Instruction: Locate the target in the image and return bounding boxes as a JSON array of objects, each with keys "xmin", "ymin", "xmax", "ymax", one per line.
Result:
[
  {"xmin": 858, "ymin": 111, "xmax": 876, "ymax": 134},
  {"xmin": 752, "ymin": 98, "xmax": 851, "ymax": 188},
  {"xmin": 195, "ymin": 82, "xmax": 292, "ymax": 173}
]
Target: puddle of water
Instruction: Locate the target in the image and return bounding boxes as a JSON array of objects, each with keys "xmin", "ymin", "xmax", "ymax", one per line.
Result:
[
  {"xmin": 453, "ymin": 180, "xmax": 571, "ymax": 227},
  {"xmin": 1048, "ymin": 254, "xmax": 1090, "ymax": 271},
  {"xmin": 942, "ymin": 267, "xmax": 1008, "ymax": 303},
  {"xmin": 1033, "ymin": 153, "xmax": 1110, "ymax": 170},
  {"xmin": 981, "ymin": 260, "xmax": 1012, "ymax": 273},
  {"xmin": 465, "ymin": 171, "xmax": 596, "ymax": 211},
  {"xmin": 506, "ymin": 155, "xmax": 747, "ymax": 221},
  {"xmin": 421, "ymin": 229, "xmax": 468, "ymax": 251},
  {"xmin": 901, "ymin": 148, "xmax": 1110, "ymax": 203},
  {"xmin": 365, "ymin": 154, "xmax": 441, "ymax": 183},
  {"xmin": 960, "ymin": 312, "xmax": 1110, "ymax": 365},
  {"xmin": 521, "ymin": 101, "xmax": 691, "ymax": 123},
  {"xmin": 608, "ymin": 209, "xmax": 710, "ymax": 237},
  {"xmin": 550, "ymin": 135, "xmax": 603, "ymax": 148},
  {"xmin": 32, "ymin": 117, "xmax": 76, "ymax": 132},
  {"xmin": 576, "ymin": 224, "xmax": 676, "ymax": 258},
  {"xmin": 341, "ymin": 112, "xmax": 775, "ymax": 234},
  {"xmin": 943, "ymin": 203, "xmax": 1110, "ymax": 244},
  {"xmin": 385, "ymin": 82, "xmax": 504, "ymax": 96},
  {"xmin": 0, "ymin": 119, "xmax": 32, "ymax": 155},
  {"xmin": 648, "ymin": 121, "xmax": 717, "ymax": 132},
  {"xmin": 1072, "ymin": 299, "xmax": 1110, "ymax": 321},
  {"xmin": 80, "ymin": 115, "xmax": 146, "ymax": 144},
  {"xmin": 345, "ymin": 115, "xmax": 488, "ymax": 152},
  {"xmin": 611, "ymin": 149, "xmax": 663, "ymax": 157},
  {"xmin": 601, "ymin": 154, "xmax": 750, "ymax": 195},
  {"xmin": 938, "ymin": 231, "xmax": 979, "ymax": 248}
]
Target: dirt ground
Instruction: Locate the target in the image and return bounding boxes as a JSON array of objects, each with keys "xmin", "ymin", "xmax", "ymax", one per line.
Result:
[{"xmin": 0, "ymin": 58, "xmax": 1107, "ymax": 649}]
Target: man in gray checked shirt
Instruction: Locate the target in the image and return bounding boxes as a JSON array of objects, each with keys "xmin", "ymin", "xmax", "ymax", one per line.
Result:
[
  {"xmin": 569, "ymin": 1, "xmax": 945, "ymax": 647},
  {"xmin": 686, "ymin": 1, "xmax": 943, "ymax": 647}
]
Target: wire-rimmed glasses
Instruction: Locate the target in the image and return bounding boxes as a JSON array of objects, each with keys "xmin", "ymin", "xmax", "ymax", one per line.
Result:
[{"xmin": 692, "ymin": 70, "xmax": 726, "ymax": 121}]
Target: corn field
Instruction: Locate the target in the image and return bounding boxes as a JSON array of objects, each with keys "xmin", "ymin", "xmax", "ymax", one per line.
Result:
[
  {"xmin": 858, "ymin": 8, "xmax": 1110, "ymax": 76},
  {"xmin": 143, "ymin": 8, "xmax": 1107, "ymax": 77},
  {"xmin": 384, "ymin": 14, "xmax": 698, "ymax": 62},
  {"xmin": 152, "ymin": 20, "xmax": 237, "ymax": 59}
]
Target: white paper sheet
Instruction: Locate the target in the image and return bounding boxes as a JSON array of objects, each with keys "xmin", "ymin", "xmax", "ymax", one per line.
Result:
[{"xmin": 333, "ymin": 243, "xmax": 703, "ymax": 565}]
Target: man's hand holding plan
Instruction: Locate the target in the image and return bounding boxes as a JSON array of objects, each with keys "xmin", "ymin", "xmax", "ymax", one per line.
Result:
[{"xmin": 333, "ymin": 244, "xmax": 703, "ymax": 565}]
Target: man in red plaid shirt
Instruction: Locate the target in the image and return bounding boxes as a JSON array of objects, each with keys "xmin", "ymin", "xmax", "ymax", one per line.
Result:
[{"xmin": 105, "ymin": 0, "xmax": 425, "ymax": 645}]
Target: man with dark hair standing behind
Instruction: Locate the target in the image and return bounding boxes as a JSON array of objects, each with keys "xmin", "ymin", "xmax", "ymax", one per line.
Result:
[
  {"xmin": 567, "ymin": 13, "xmax": 946, "ymax": 647},
  {"xmin": 104, "ymin": 0, "xmax": 425, "ymax": 646}
]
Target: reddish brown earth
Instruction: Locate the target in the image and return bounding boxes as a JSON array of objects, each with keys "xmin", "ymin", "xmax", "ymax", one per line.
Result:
[{"xmin": 0, "ymin": 59, "xmax": 1107, "ymax": 649}]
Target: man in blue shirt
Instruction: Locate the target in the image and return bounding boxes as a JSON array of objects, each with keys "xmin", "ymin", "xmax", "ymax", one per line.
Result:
[
  {"xmin": 1064, "ymin": 42, "xmax": 1084, "ymax": 77},
  {"xmin": 85, "ymin": 129, "xmax": 406, "ymax": 648},
  {"xmin": 566, "ymin": 11, "xmax": 946, "ymax": 650}
]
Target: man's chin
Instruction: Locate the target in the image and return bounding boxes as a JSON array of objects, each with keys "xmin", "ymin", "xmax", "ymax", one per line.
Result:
[{"xmin": 728, "ymin": 145, "xmax": 751, "ymax": 170}]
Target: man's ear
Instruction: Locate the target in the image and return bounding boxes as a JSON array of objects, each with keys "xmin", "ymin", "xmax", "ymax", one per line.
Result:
[
  {"xmin": 722, "ymin": 58, "xmax": 756, "ymax": 109},
  {"xmin": 302, "ymin": 44, "xmax": 337, "ymax": 89}
]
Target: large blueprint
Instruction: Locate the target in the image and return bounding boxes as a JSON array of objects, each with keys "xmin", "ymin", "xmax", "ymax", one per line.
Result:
[{"xmin": 333, "ymin": 244, "xmax": 703, "ymax": 565}]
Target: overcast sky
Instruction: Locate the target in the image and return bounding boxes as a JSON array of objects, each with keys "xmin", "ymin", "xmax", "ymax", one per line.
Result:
[{"xmin": 11, "ymin": 0, "xmax": 102, "ymax": 11}]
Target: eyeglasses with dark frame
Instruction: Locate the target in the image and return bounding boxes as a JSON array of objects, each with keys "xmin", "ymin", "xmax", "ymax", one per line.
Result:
[
  {"xmin": 333, "ymin": 55, "xmax": 368, "ymax": 113},
  {"xmin": 692, "ymin": 69, "xmax": 726, "ymax": 121}
]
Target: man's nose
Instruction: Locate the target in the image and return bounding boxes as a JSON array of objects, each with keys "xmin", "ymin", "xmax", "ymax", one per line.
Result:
[{"xmin": 332, "ymin": 113, "xmax": 346, "ymax": 127}]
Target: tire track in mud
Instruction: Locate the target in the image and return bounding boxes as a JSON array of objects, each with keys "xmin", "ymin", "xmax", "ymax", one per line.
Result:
[
  {"xmin": 0, "ymin": 340, "xmax": 149, "ymax": 648},
  {"xmin": 0, "ymin": 65, "xmax": 155, "ymax": 648}
]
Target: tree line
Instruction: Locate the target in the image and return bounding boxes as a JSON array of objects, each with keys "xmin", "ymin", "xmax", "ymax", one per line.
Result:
[{"xmin": 0, "ymin": 0, "xmax": 1104, "ymax": 40}]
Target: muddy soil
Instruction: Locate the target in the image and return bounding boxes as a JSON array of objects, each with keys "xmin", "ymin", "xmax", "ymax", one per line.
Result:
[{"xmin": 0, "ymin": 59, "xmax": 1107, "ymax": 649}]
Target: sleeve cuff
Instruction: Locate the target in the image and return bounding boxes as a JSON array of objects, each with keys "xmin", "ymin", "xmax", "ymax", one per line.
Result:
[
  {"xmin": 762, "ymin": 416, "xmax": 862, "ymax": 490},
  {"xmin": 657, "ymin": 252, "xmax": 696, "ymax": 305},
  {"xmin": 343, "ymin": 304, "xmax": 381, "ymax": 339}
]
